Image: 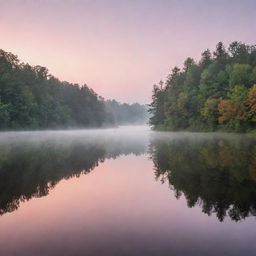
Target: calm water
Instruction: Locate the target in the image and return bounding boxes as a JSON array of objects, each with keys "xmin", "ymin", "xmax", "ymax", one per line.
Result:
[{"xmin": 0, "ymin": 126, "xmax": 256, "ymax": 255}]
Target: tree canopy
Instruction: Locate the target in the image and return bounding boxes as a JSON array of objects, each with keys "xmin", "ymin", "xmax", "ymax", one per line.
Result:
[
  {"xmin": 0, "ymin": 49, "xmax": 147, "ymax": 129},
  {"xmin": 149, "ymin": 41, "xmax": 256, "ymax": 132}
]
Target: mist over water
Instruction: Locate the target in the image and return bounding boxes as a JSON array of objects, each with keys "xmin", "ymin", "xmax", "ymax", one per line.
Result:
[{"xmin": 0, "ymin": 126, "xmax": 256, "ymax": 255}]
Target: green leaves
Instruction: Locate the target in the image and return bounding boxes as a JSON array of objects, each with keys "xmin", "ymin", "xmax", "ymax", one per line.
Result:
[
  {"xmin": 149, "ymin": 41, "xmax": 256, "ymax": 132},
  {"xmin": 0, "ymin": 49, "xmax": 107, "ymax": 129},
  {"xmin": 230, "ymin": 64, "xmax": 252, "ymax": 87}
]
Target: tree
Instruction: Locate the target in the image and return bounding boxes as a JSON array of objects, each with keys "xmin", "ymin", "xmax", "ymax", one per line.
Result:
[
  {"xmin": 0, "ymin": 101, "xmax": 10, "ymax": 128},
  {"xmin": 200, "ymin": 49, "xmax": 212, "ymax": 68},
  {"xmin": 0, "ymin": 49, "xmax": 148, "ymax": 130},
  {"xmin": 149, "ymin": 82, "xmax": 166, "ymax": 127},
  {"xmin": 228, "ymin": 41, "xmax": 250, "ymax": 64},
  {"xmin": 201, "ymin": 98, "xmax": 220, "ymax": 128},
  {"xmin": 218, "ymin": 100, "xmax": 246, "ymax": 123},
  {"xmin": 230, "ymin": 64, "xmax": 252, "ymax": 88},
  {"xmin": 183, "ymin": 57, "xmax": 195, "ymax": 72},
  {"xmin": 149, "ymin": 41, "xmax": 256, "ymax": 132},
  {"xmin": 213, "ymin": 42, "xmax": 229, "ymax": 66},
  {"xmin": 247, "ymin": 85, "xmax": 256, "ymax": 122}
]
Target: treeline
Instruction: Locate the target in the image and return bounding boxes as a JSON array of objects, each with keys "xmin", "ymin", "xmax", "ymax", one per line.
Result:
[
  {"xmin": 149, "ymin": 41, "xmax": 256, "ymax": 132},
  {"xmin": 105, "ymin": 100, "xmax": 148, "ymax": 125},
  {"xmin": 0, "ymin": 49, "xmax": 147, "ymax": 130}
]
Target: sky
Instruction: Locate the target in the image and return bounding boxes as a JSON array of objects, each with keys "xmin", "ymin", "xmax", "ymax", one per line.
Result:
[{"xmin": 0, "ymin": 0, "xmax": 256, "ymax": 104}]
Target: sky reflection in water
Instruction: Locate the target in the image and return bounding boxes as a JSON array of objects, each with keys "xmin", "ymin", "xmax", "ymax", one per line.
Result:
[{"xmin": 0, "ymin": 127, "xmax": 255, "ymax": 256}]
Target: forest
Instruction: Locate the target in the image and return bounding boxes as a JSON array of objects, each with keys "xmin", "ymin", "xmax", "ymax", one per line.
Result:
[
  {"xmin": 0, "ymin": 49, "xmax": 147, "ymax": 130},
  {"xmin": 105, "ymin": 100, "xmax": 148, "ymax": 124},
  {"xmin": 149, "ymin": 41, "xmax": 256, "ymax": 132}
]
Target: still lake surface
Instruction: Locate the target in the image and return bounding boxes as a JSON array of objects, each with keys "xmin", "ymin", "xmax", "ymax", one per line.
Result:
[{"xmin": 0, "ymin": 126, "xmax": 255, "ymax": 256}]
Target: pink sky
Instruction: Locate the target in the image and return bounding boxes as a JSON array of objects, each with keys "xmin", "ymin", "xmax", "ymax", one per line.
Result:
[{"xmin": 1, "ymin": 0, "xmax": 256, "ymax": 103}]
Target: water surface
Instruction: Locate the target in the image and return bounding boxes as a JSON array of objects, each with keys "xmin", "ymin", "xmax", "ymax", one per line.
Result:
[{"xmin": 0, "ymin": 126, "xmax": 255, "ymax": 255}]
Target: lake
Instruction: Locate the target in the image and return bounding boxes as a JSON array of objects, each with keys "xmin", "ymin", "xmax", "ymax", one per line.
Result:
[{"xmin": 0, "ymin": 126, "xmax": 255, "ymax": 256}]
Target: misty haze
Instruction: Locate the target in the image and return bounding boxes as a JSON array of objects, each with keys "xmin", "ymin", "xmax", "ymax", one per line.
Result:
[
  {"xmin": 0, "ymin": 127, "xmax": 256, "ymax": 255},
  {"xmin": 1, "ymin": 0, "xmax": 256, "ymax": 255}
]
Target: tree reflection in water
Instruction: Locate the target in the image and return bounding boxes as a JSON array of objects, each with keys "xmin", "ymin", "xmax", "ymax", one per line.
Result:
[
  {"xmin": 149, "ymin": 133, "xmax": 256, "ymax": 222},
  {"xmin": 1, "ymin": 129, "xmax": 256, "ymax": 223},
  {"xmin": 0, "ymin": 128, "xmax": 148, "ymax": 215}
]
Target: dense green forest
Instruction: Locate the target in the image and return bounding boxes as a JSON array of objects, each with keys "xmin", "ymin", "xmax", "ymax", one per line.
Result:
[
  {"xmin": 149, "ymin": 41, "xmax": 256, "ymax": 132},
  {"xmin": 0, "ymin": 49, "xmax": 147, "ymax": 130}
]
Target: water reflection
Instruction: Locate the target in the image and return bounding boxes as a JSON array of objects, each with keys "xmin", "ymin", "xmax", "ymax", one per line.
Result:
[
  {"xmin": 1, "ymin": 128, "xmax": 256, "ymax": 256},
  {"xmin": 0, "ymin": 128, "xmax": 256, "ymax": 223},
  {"xmin": 150, "ymin": 132, "xmax": 256, "ymax": 222},
  {"xmin": 0, "ymin": 127, "xmax": 148, "ymax": 215}
]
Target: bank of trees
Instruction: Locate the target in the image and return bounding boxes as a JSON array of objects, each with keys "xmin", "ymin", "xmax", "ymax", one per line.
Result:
[
  {"xmin": 0, "ymin": 49, "xmax": 147, "ymax": 129},
  {"xmin": 149, "ymin": 41, "xmax": 256, "ymax": 132},
  {"xmin": 105, "ymin": 100, "xmax": 148, "ymax": 125}
]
